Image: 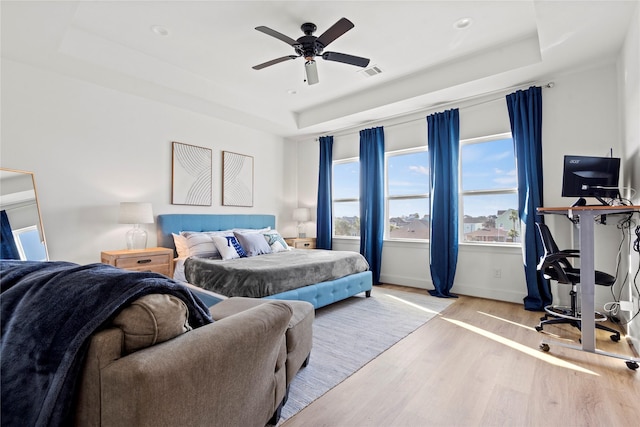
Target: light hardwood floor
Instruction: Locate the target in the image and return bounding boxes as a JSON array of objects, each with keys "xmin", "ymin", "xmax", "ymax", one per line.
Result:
[{"xmin": 283, "ymin": 285, "xmax": 640, "ymax": 427}]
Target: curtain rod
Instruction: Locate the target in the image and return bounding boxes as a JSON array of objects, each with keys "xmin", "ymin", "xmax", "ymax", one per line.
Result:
[{"xmin": 317, "ymin": 81, "xmax": 555, "ymax": 140}]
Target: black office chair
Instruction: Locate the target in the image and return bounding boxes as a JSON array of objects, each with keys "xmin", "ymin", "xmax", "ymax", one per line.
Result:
[{"xmin": 534, "ymin": 222, "xmax": 620, "ymax": 342}]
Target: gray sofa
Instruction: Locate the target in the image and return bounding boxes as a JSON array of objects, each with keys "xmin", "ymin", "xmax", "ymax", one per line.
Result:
[
  {"xmin": 74, "ymin": 294, "xmax": 293, "ymax": 427},
  {"xmin": 209, "ymin": 297, "xmax": 315, "ymax": 388}
]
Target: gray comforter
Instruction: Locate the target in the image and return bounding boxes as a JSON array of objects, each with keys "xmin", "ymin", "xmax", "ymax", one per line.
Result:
[{"xmin": 184, "ymin": 249, "xmax": 370, "ymax": 298}]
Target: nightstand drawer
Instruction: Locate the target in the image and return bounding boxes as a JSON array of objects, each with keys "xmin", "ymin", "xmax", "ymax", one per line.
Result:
[
  {"xmin": 285, "ymin": 238, "xmax": 316, "ymax": 249},
  {"xmin": 115, "ymin": 254, "xmax": 169, "ymax": 271},
  {"xmin": 292, "ymin": 240, "xmax": 316, "ymax": 249},
  {"xmin": 101, "ymin": 247, "xmax": 174, "ymax": 277}
]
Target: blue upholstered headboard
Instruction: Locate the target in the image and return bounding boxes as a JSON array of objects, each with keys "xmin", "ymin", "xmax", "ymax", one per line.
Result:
[{"xmin": 157, "ymin": 214, "xmax": 276, "ymax": 255}]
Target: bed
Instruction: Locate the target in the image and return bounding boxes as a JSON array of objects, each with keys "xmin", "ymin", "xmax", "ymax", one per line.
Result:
[{"xmin": 157, "ymin": 214, "xmax": 372, "ymax": 309}]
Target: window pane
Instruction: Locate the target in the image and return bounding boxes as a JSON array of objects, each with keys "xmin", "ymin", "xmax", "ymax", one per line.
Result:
[
  {"xmin": 388, "ymin": 198, "xmax": 430, "ymax": 239},
  {"xmin": 462, "ymin": 194, "xmax": 520, "ymax": 243},
  {"xmin": 333, "ymin": 161, "xmax": 359, "ymax": 199},
  {"xmin": 388, "ymin": 151, "xmax": 429, "ymax": 196},
  {"xmin": 334, "ymin": 201, "xmax": 360, "ymax": 237},
  {"xmin": 461, "ymin": 138, "xmax": 516, "ymax": 191}
]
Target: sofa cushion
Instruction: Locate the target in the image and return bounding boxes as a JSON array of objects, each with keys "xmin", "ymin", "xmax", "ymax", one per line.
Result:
[{"xmin": 112, "ymin": 294, "xmax": 191, "ymax": 354}]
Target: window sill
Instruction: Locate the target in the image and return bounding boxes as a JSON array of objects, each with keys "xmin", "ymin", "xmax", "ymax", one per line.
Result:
[{"xmin": 333, "ymin": 237, "xmax": 522, "ymax": 252}]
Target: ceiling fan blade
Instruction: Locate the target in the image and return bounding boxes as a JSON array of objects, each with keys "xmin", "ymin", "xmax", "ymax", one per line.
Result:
[
  {"xmin": 255, "ymin": 26, "xmax": 300, "ymax": 47},
  {"xmin": 316, "ymin": 17, "xmax": 354, "ymax": 47},
  {"xmin": 322, "ymin": 51, "xmax": 370, "ymax": 68},
  {"xmin": 305, "ymin": 60, "xmax": 319, "ymax": 85},
  {"xmin": 252, "ymin": 55, "xmax": 299, "ymax": 70}
]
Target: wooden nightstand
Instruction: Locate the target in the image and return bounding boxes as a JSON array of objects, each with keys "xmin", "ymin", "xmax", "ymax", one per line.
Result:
[
  {"xmin": 101, "ymin": 247, "xmax": 174, "ymax": 277},
  {"xmin": 284, "ymin": 237, "xmax": 317, "ymax": 249}
]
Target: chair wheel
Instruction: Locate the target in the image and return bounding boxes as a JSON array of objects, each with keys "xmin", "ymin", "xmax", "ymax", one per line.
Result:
[
  {"xmin": 625, "ymin": 360, "xmax": 639, "ymax": 370},
  {"xmin": 611, "ymin": 334, "xmax": 620, "ymax": 342},
  {"xmin": 540, "ymin": 343, "xmax": 550, "ymax": 352},
  {"xmin": 535, "ymin": 325, "xmax": 543, "ymax": 332}
]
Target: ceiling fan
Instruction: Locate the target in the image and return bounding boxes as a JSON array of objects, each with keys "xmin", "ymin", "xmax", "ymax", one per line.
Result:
[{"xmin": 252, "ymin": 17, "xmax": 370, "ymax": 85}]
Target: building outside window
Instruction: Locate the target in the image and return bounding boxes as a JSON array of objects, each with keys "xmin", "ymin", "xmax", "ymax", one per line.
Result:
[
  {"xmin": 386, "ymin": 148, "xmax": 430, "ymax": 240},
  {"xmin": 460, "ymin": 133, "xmax": 520, "ymax": 244}
]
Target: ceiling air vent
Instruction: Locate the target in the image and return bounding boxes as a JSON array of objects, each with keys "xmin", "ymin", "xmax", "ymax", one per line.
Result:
[{"xmin": 358, "ymin": 65, "xmax": 382, "ymax": 78}]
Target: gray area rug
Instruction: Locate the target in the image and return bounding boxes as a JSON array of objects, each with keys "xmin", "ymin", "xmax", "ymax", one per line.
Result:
[{"xmin": 278, "ymin": 286, "xmax": 454, "ymax": 424}]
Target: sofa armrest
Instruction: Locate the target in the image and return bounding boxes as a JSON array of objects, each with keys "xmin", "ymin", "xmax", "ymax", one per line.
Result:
[
  {"xmin": 97, "ymin": 301, "xmax": 292, "ymax": 427},
  {"xmin": 75, "ymin": 328, "xmax": 124, "ymax": 426}
]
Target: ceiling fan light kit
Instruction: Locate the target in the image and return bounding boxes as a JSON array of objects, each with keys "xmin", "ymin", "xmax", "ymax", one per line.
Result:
[
  {"xmin": 253, "ymin": 17, "xmax": 370, "ymax": 85},
  {"xmin": 305, "ymin": 60, "xmax": 319, "ymax": 85}
]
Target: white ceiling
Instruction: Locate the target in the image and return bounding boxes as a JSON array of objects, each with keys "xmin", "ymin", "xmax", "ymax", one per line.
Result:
[{"xmin": 1, "ymin": 1, "xmax": 637, "ymax": 140}]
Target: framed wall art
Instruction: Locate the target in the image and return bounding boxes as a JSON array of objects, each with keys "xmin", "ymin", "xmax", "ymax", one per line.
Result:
[
  {"xmin": 172, "ymin": 142, "xmax": 212, "ymax": 206},
  {"xmin": 222, "ymin": 151, "xmax": 253, "ymax": 207}
]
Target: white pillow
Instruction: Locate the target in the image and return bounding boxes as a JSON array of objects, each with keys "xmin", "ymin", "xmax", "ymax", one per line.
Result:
[
  {"xmin": 211, "ymin": 235, "xmax": 247, "ymax": 260},
  {"xmin": 180, "ymin": 232, "xmax": 217, "ymax": 258},
  {"xmin": 178, "ymin": 230, "xmax": 234, "ymax": 258},
  {"xmin": 172, "ymin": 233, "xmax": 189, "ymax": 258},
  {"xmin": 262, "ymin": 231, "xmax": 290, "ymax": 253},
  {"xmin": 232, "ymin": 227, "xmax": 271, "ymax": 234}
]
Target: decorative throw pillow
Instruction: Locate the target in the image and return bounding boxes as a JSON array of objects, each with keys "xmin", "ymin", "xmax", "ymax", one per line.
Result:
[
  {"xmin": 180, "ymin": 231, "xmax": 219, "ymax": 258},
  {"xmin": 262, "ymin": 231, "xmax": 290, "ymax": 253},
  {"xmin": 112, "ymin": 294, "xmax": 191, "ymax": 355},
  {"xmin": 211, "ymin": 235, "xmax": 247, "ymax": 260},
  {"xmin": 180, "ymin": 230, "xmax": 233, "ymax": 258},
  {"xmin": 172, "ymin": 233, "xmax": 189, "ymax": 258},
  {"xmin": 234, "ymin": 231, "xmax": 272, "ymax": 257}
]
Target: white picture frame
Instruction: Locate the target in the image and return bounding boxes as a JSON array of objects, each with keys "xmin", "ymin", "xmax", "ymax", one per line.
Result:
[
  {"xmin": 172, "ymin": 142, "xmax": 212, "ymax": 206},
  {"xmin": 222, "ymin": 151, "xmax": 253, "ymax": 207}
]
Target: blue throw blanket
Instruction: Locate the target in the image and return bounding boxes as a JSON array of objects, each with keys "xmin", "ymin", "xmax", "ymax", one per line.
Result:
[{"xmin": 0, "ymin": 260, "xmax": 212, "ymax": 427}]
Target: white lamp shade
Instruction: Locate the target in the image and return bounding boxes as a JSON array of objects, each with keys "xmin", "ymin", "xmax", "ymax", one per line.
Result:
[
  {"xmin": 292, "ymin": 207, "xmax": 310, "ymax": 222},
  {"xmin": 118, "ymin": 202, "xmax": 154, "ymax": 224}
]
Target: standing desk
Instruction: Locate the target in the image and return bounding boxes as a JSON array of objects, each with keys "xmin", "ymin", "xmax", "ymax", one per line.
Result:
[{"xmin": 537, "ymin": 205, "xmax": 640, "ymax": 369}]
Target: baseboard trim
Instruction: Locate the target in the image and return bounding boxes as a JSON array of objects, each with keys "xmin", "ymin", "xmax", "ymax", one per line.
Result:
[{"xmin": 379, "ymin": 274, "xmax": 524, "ymax": 304}]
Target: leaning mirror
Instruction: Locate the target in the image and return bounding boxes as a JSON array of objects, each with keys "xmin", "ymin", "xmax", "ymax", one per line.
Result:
[{"xmin": 0, "ymin": 168, "xmax": 49, "ymax": 260}]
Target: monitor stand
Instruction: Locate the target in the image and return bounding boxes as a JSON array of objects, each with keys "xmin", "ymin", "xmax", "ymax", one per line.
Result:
[{"xmin": 571, "ymin": 197, "xmax": 587, "ymax": 207}]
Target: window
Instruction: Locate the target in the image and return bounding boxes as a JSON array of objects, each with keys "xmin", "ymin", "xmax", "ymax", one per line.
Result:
[
  {"xmin": 12, "ymin": 225, "xmax": 47, "ymax": 261},
  {"xmin": 386, "ymin": 149, "xmax": 430, "ymax": 240},
  {"xmin": 460, "ymin": 134, "xmax": 520, "ymax": 244},
  {"xmin": 333, "ymin": 160, "xmax": 360, "ymax": 237}
]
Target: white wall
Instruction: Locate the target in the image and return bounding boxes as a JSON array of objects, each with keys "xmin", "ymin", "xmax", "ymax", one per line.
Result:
[
  {"xmin": 293, "ymin": 62, "xmax": 626, "ymax": 307},
  {"xmin": 618, "ymin": 3, "xmax": 640, "ymax": 346},
  {"xmin": 1, "ymin": 59, "xmax": 289, "ymax": 265}
]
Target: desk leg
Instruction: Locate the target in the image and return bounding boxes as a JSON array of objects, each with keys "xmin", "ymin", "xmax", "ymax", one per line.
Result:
[{"xmin": 579, "ymin": 213, "xmax": 596, "ymax": 352}]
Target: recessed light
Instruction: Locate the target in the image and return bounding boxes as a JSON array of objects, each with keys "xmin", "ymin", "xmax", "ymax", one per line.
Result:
[
  {"xmin": 151, "ymin": 25, "xmax": 170, "ymax": 36},
  {"xmin": 287, "ymin": 89, "xmax": 297, "ymax": 95},
  {"xmin": 454, "ymin": 18, "xmax": 473, "ymax": 29}
]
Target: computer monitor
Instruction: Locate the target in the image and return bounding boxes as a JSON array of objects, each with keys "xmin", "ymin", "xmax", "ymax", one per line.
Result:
[{"xmin": 561, "ymin": 155, "xmax": 620, "ymax": 205}]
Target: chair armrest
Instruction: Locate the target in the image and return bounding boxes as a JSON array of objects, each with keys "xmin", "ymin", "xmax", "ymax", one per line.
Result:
[
  {"xmin": 99, "ymin": 301, "xmax": 292, "ymax": 427},
  {"xmin": 545, "ymin": 252, "xmax": 579, "ymax": 264},
  {"xmin": 559, "ymin": 249, "xmax": 580, "ymax": 255}
]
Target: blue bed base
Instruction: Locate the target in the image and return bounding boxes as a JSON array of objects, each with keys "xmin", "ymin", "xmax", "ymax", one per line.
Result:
[{"xmin": 157, "ymin": 214, "xmax": 372, "ymax": 309}]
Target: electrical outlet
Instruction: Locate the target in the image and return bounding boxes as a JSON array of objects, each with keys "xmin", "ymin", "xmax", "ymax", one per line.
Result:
[{"xmin": 493, "ymin": 268, "xmax": 502, "ymax": 279}]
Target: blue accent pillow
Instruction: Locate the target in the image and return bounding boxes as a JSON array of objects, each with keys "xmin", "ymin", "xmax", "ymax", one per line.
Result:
[
  {"xmin": 262, "ymin": 232, "xmax": 290, "ymax": 252},
  {"xmin": 234, "ymin": 232, "xmax": 272, "ymax": 257},
  {"xmin": 211, "ymin": 235, "xmax": 247, "ymax": 260}
]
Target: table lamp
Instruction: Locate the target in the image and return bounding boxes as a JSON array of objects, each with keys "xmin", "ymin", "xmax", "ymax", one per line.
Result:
[
  {"xmin": 118, "ymin": 202, "xmax": 154, "ymax": 250},
  {"xmin": 292, "ymin": 207, "xmax": 310, "ymax": 238}
]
